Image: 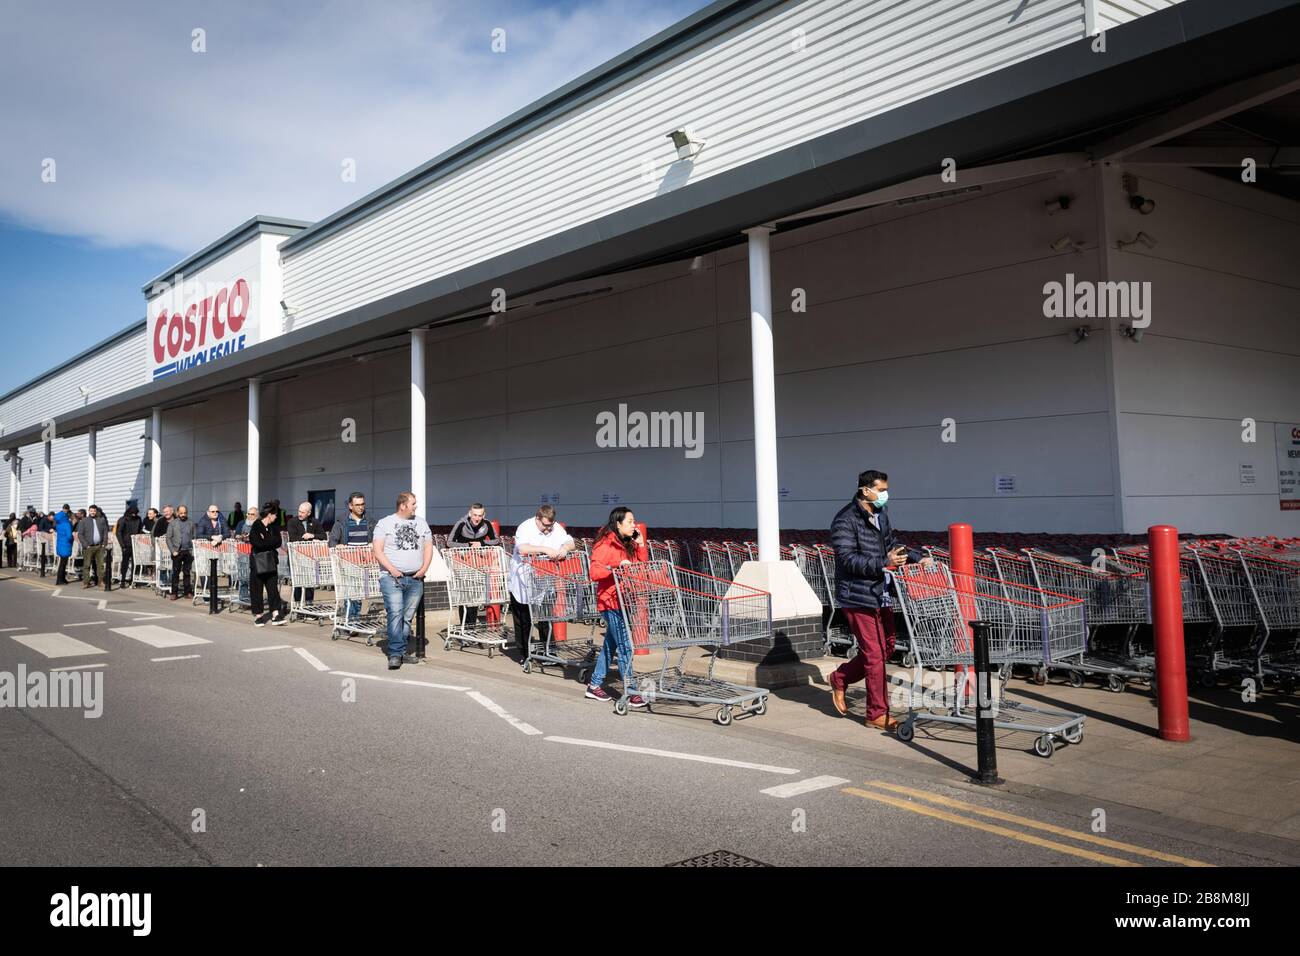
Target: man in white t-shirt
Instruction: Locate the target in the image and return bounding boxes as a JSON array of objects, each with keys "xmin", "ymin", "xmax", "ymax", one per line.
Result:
[
  {"xmin": 372, "ymin": 491, "xmax": 434, "ymax": 669},
  {"xmin": 507, "ymin": 504, "xmax": 575, "ymax": 660}
]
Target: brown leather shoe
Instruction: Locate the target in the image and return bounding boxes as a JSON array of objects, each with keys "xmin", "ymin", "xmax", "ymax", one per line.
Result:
[
  {"xmin": 866, "ymin": 714, "xmax": 900, "ymax": 732},
  {"xmin": 830, "ymin": 684, "xmax": 847, "ymax": 716}
]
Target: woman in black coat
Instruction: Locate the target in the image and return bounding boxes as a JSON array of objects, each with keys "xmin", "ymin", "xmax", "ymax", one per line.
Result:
[{"xmin": 248, "ymin": 502, "xmax": 287, "ymax": 626}]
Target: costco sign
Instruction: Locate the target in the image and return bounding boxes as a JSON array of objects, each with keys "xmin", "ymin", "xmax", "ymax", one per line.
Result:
[{"xmin": 150, "ymin": 278, "xmax": 252, "ymax": 379}]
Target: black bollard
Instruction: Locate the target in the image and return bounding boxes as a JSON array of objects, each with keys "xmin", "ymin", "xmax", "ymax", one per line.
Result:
[
  {"xmin": 970, "ymin": 620, "xmax": 1003, "ymax": 785},
  {"xmin": 414, "ymin": 589, "xmax": 427, "ymax": 660},
  {"xmin": 39, "ymin": 542, "xmax": 46, "ymax": 578},
  {"xmin": 209, "ymin": 556, "xmax": 219, "ymax": 614}
]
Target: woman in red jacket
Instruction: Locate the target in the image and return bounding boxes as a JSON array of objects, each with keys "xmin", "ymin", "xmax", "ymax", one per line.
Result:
[{"xmin": 585, "ymin": 507, "xmax": 648, "ymax": 705}]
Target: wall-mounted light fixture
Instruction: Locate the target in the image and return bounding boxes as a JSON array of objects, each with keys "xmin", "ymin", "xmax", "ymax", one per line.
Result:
[{"xmin": 1122, "ymin": 173, "xmax": 1156, "ymax": 215}]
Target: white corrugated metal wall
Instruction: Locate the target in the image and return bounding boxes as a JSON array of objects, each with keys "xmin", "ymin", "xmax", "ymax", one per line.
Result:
[
  {"xmin": 1094, "ymin": 0, "xmax": 1184, "ymax": 33},
  {"xmin": 281, "ymin": 0, "xmax": 1091, "ymax": 328}
]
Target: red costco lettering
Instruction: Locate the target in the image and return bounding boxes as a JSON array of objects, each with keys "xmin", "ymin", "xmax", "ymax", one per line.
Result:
[
  {"xmin": 212, "ymin": 287, "xmax": 228, "ymax": 340},
  {"xmin": 167, "ymin": 312, "xmax": 183, "ymax": 357},
  {"xmin": 153, "ymin": 310, "xmax": 168, "ymax": 363},
  {"xmin": 182, "ymin": 303, "xmax": 198, "ymax": 351},
  {"xmin": 227, "ymin": 278, "xmax": 249, "ymax": 333}
]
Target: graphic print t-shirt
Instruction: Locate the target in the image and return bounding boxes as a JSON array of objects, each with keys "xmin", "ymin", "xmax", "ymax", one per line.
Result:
[{"xmin": 374, "ymin": 514, "xmax": 432, "ymax": 574}]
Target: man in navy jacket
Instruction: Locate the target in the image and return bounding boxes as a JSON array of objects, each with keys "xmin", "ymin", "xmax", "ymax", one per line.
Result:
[{"xmin": 828, "ymin": 469, "xmax": 927, "ymax": 730}]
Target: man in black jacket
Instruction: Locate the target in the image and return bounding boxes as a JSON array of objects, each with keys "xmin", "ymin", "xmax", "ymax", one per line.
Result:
[
  {"xmin": 116, "ymin": 502, "xmax": 142, "ymax": 588},
  {"xmin": 828, "ymin": 469, "xmax": 927, "ymax": 730},
  {"xmin": 286, "ymin": 500, "xmax": 325, "ymax": 605}
]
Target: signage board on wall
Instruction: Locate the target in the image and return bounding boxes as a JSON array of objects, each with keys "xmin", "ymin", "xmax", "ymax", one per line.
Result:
[
  {"xmin": 994, "ymin": 475, "xmax": 1016, "ymax": 495},
  {"xmin": 1278, "ymin": 423, "xmax": 1300, "ymax": 511}
]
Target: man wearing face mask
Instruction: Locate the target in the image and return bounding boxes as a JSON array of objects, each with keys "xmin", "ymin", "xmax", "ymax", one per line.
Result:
[{"xmin": 828, "ymin": 469, "xmax": 928, "ymax": 731}]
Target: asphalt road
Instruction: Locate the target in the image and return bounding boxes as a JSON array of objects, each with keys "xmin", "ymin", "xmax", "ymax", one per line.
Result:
[{"xmin": 0, "ymin": 570, "xmax": 1281, "ymax": 868}]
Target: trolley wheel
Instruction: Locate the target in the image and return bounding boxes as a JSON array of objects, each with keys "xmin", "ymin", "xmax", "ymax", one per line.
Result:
[
  {"xmin": 613, "ymin": 698, "xmax": 628, "ymax": 716},
  {"xmin": 577, "ymin": 667, "xmax": 592, "ymax": 685},
  {"xmin": 1197, "ymin": 670, "xmax": 1216, "ymax": 689},
  {"xmin": 1034, "ymin": 734, "xmax": 1055, "ymax": 758},
  {"xmin": 487, "ymin": 645, "xmax": 494, "ymax": 660},
  {"xmin": 715, "ymin": 706, "xmax": 733, "ymax": 726},
  {"xmin": 1067, "ymin": 670, "xmax": 1085, "ymax": 688},
  {"xmin": 522, "ymin": 660, "xmax": 532, "ymax": 675},
  {"xmin": 902, "ymin": 652, "xmax": 917, "ymax": 668},
  {"xmin": 895, "ymin": 719, "xmax": 915, "ymax": 743},
  {"xmin": 443, "ymin": 637, "xmax": 453, "ymax": 651},
  {"xmin": 1280, "ymin": 678, "xmax": 1295, "ymax": 695},
  {"xmin": 1148, "ymin": 675, "xmax": 1157, "ymax": 696},
  {"xmin": 331, "ymin": 630, "xmax": 341, "ymax": 641},
  {"xmin": 752, "ymin": 697, "xmax": 767, "ymax": 717},
  {"xmin": 1063, "ymin": 724, "xmax": 1083, "ymax": 745},
  {"xmin": 1107, "ymin": 674, "xmax": 1126, "ymax": 694},
  {"xmin": 1033, "ymin": 666, "xmax": 1048, "ymax": 685}
]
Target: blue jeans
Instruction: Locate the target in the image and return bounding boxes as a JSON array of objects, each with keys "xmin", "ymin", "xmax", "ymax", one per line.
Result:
[
  {"xmin": 343, "ymin": 599, "xmax": 361, "ymax": 626},
  {"xmin": 379, "ymin": 573, "xmax": 424, "ymax": 656},
  {"xmin": 590, "ymin": 609, "xmax": 633, "ymax": 689}
]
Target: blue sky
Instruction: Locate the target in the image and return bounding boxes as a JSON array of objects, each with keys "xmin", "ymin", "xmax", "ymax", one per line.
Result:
[{"xmin": 0, "ymin": 0, "xmax": 710, "ymax": 385}]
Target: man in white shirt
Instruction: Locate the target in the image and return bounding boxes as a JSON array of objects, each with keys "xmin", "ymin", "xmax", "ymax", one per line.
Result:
[
  {"xmin": 507, "ymin": 504, "xmax": 575, "ymax": 660},
  {"xmin": 372, "ymin": 491, "xmax": 433, "ymax": 670}
]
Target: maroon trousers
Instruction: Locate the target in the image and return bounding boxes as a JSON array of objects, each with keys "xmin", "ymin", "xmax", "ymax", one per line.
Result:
[{"xmin": 831, "ymin": 607, "xmax": 896, "ymax": 721}]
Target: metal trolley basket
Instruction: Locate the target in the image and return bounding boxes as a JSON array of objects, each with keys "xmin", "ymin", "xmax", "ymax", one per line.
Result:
[
  {"xmin": 813, "ymin": 543, "xmax": 857, "ymax": 656},
  {"xmin": 130, "ymin": 534, "xmax": 155, "ymax": 588},
  {"xmin": 891, "ymin": 564, "xmax": 1087, "ymax": 758},
  {"xmin": 287, "ymin": 540, "xmax": 336, "ymax": 623},
  {"xmin": 518, "ymin": 552, "xmax": 597, "ymax": 679},
  {"xmin": 330, "ymin": 544, "xmax": 386, "ymax": 643},
  {"xmin": 612, "ymin": 561, "xmax": 771, "ymax": 726},
  {"xmin": 441, "ymin": 545, "xmax": 511, "ymax": 657},
  {"xmin": 192, "ymin": 539, "xmax": 237, "ymax": 606},
  {"xmin": 1239, "ymin": 551, "xmax": 1300, "ymax": 688}
]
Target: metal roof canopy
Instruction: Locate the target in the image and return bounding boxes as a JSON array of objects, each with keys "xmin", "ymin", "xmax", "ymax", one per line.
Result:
[{"xmin": 5, "ymin": 0, "xmax": 1300, "ymax": 450}]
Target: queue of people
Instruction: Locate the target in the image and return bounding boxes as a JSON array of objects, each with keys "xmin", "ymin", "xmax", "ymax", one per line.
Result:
[{"xmin": 4, "ymin": 469, "xmax": 922, "ymax": 732}]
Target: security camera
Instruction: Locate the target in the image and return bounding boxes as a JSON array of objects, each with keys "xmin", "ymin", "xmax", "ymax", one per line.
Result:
[
  {"xmin": 666, "ymin": 127, "xmax": 706, "ymax": 160},
  {"xmin": 1122, "ymin": 173, "xmax": 1155, "ymax": 215},
  {"xmin": 1044, "ymin": 195, "xmax": 1073, "ymax": 215},
  {"xmin": 1120, "ymin": 323, "xmax": 1146, "ymax": 342},
  {"xmin": 280, "ymin": 299, "xmax": 299, "ymax": 315},
  {"xmin": 1070, "ymin": 326, "xmax": 1091, "ymax": 344},
  {"xmin": 1050, "ymin": 235, "xmax": 1082, "ymax": 252},
  {"xmin": 1116, "ymin": 231, "xmax": 1158, "ymax": 251}
]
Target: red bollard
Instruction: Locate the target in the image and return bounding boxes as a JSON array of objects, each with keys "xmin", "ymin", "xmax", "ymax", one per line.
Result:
[
  {"xmin": 1149, "ymin": 525, "xmax": 1190, "ymax": 742},
  {"xmin": 949, "ymin": 523, "xmax": 976, "ymax": 705},
  {"xmin": 486, "ymin": 519, "xmax": 503, "ymax": 625}
]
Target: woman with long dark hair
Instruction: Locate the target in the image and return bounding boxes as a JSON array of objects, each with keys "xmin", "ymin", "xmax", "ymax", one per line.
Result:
[
  {"xmin": 248, "ymin": 502, "xmax": 288, "ymax": 626},
  {"xmin": 585, "ymin": 506, "xmax": 648, "ymax": 705}
]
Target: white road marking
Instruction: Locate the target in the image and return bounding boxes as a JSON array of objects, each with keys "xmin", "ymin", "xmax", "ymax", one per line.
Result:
[
  {"xmin": 466, "ymin": 691, "xmax": 543, "ymax": 736},
  {"xmin": 51, "ymin": 663, "xmax": 108, "ymax": 672},
  {"xmin": 544, "ymin": 737, "xmax": 800, "ymax": 775},
  {"xmin": 109, "ymin": 625, "xmax": 212, "ymax": 649},
  {"xmin": 293, "ymin": 647, "xmax": 330, "ymax": 671},
  {"xmin": 63, "ymin": 621, "xmax": 107, "ymax": 627},
  {"xmin": 0, "ymin": 627, "xmax": 29, "ymax": 632},
  {"xmin": 242, "ymin": 645, "xmax": 292, "ymax": 653},
  {"xmin": 329, "ymin": 670, "xmax": 471, "ymax": 691},
  {"xmin": 760, "ymin": 775, "xmax": 851, "ymax": 798},
  {"xmin": 152, "ymin": 654, "xmax": 202, "ymax": 662},
  {"xmin": 10, "ymin": 633, "xmax": 108, "ymax": 659}
]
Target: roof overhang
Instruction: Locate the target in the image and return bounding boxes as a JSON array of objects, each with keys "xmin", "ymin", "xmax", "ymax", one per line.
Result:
[{"xmin": 6, "ymin": 0, "xmax": 1300, "ymax": 449}]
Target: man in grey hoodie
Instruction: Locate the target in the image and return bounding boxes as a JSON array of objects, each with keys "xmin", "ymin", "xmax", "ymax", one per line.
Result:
[{"xmin": 165, "ymin": 505, "xmax": 196, "ymax": 599}]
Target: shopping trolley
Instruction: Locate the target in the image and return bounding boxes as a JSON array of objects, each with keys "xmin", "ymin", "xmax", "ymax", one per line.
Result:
[
  {"xmin": 441, "ymin": 545, "xmax": 511, "ymax": 657},
  {"xmin": 225, "ymin": 541, "xmax": 252, "ymax": 611},
  {"xmin": 813, "ymin": 544, "xmax": 858, "ymax": 656},
  {"xmin": 612, "ymin": 561, "xmax": 770, "ymax": 725},
  {"xmin": 18, "ymin": 533, "xmax": 39, "ymax": 572},
  {"xmin": 1239, "ymin": 551, "xmax": 1300, "ymax": 691},
  {"xmin": 783, "ymin": 544, "xmax": 844, "ymax": 657},
  {"xmin": 154, "ymin": 540, "xmax": 173, "ymax": 596},
  {"xmin": 700, "ymin": 541, "xmax": 732, "ymax": 582},
  {"xmin": 1187, "ymin": 548, "xmax": 1266, "ymax": 686},
  {"xmin": 192, "ymin": 540, "xmax": 235, "ymax": 606},
  {"xmin": 287, "ymin": 540, "xmax": 336, "ymax": 623},
  {"xmin": 891, "ymin": 563, "xmax": 1087, "ymax": 758},
  {"xmin": 130, "ymin": 534, "xmax": 155, "ymax": 588},
  {"xmin": 330, "ymin": 544, "xmax": 386, "ymax": 643},
  {"xmin": 1023, "ymin": 548, "xmax": 1152, "ymax": 692},
  {"xmin": 723, "ymin": 541, "xmax": 756, "ymax": 579},
  {"xmin": 518, "ymin": 552, "xmax": 598, "ymax": 679}
]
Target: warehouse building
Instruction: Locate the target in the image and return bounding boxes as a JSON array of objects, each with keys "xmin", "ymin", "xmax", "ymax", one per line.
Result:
[{"xmin": 3, "ymin": 0, "xmax": 1299, "ymax": 563}]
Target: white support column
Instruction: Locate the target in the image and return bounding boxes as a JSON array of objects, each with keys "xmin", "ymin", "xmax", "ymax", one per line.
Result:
[
  {"xmin": 247, "ymin": 378, "xmax": 261, "ymax": 511},
  {"xmin": 745, "ymin": 225, "xmax": 780, "ymax": 562},
  {"xmin": 150, "ymin": 407, "xmax": 162, "ymax": 511},
  {"xmin": 41, "ymin": 441, "xmax": 51, "ymax": 513},
  {"xmin": 410, "ymin": 330, "xmax": 427, "ymax": 521},
  {"xmin": 87, "ymin": 426, "xmax": 97, "ymax": 505},
  {"xmin": 8, "ymin": 452, "xmax": 17, "ymax": 515}
]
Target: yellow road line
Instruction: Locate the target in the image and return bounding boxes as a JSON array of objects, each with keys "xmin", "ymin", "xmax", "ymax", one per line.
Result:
[
  {"xmin": 843, "ymin": 787, "xmax": 1141, "ymax": 867},
  {"xmin": 864, "ymin": 781, "xmax": 1213, "ymax": 867}
]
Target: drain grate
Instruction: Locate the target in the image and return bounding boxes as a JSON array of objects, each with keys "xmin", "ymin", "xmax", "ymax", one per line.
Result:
[{"xmin": 667, "ymin": 849, "xmax": 771, "ymax": 867}]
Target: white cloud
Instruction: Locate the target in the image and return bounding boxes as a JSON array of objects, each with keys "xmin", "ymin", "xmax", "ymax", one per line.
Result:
[{"xmin": 1, "ymin": 0, "xmax": 701, "ymax": 254}]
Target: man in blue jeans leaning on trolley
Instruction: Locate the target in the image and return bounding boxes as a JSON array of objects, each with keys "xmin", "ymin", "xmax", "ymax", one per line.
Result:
[{"xmin": 372, "ymin": 491, "xmax": 433, "ymax": 670}]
